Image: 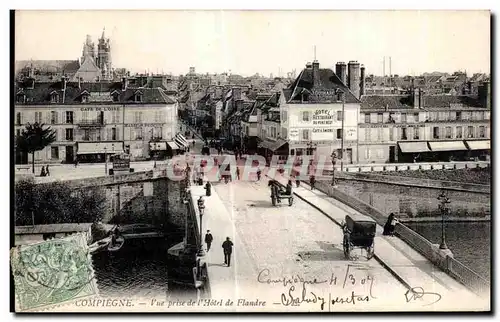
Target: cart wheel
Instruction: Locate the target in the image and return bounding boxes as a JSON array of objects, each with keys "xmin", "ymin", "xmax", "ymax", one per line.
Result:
[
  {"xmin": 343, "ymin": 236, "xmax": 350, "ymax": 259},
  {"xmin": 271, "ymin": 196, "xmax": 276, "ymax": 207},
  {"xmin": 366, "ymin": 241, "xmax": 375, "ymax": 260},
  {"xmin": 288, "ymin": 197, "xmax": 294, "ymax": 206}
]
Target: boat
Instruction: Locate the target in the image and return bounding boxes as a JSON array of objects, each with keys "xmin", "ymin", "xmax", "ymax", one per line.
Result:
[{"xmin": 108, "ymin": 236, "xmax": 125, "ymax": 252}]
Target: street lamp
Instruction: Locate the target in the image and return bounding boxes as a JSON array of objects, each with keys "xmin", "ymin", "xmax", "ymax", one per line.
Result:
[
  {"xmin": 437, "ymin": 191, "xmax": 451, "ymax": 250},
  {"xmin": 197, "ymin": 196, "xmax": 206, "ymax": 257},
  {"xmin": 331, "ymin": 151, "xmax": 337, "ymax": 186}
]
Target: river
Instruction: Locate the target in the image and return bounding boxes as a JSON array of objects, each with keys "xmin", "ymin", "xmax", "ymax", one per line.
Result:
[{"xmin": 335, "ymin": 180, "xmax": 491, "ymax": 280}]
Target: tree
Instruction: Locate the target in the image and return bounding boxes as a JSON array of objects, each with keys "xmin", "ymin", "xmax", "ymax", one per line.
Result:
[{"xmin": 15, "ymin": 123, "xmax": 56, "ymax": 174}]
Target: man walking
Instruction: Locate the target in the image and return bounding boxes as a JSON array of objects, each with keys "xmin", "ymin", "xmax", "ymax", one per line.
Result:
[
  {"xmin": 222, "ymin": 237, "xmax": 234, "ymax": 267},
  {"xmin": 205, "ymin": 230, "xmax": 213, "ymax": 251}
]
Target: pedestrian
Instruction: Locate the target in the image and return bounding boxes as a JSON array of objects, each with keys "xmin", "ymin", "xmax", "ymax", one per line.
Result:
[
  {"xmin": 205, "ymin": 230, "xmax": 213, "ymax": 252},
  {"xmin": 222, "ymin": 237, "xmax": 234, "ymax": 267},
  {"xmin": 310, "ymin": 175, "xmax": 316, "ymax": 190},
  {"xmin": 45, "ymin": 165, "xmax": 50, "ymax": 176},
  {"xmin": 236, "ymin": 167, "xmax": 240, "ymax": 180},
  {"xmin": 383, "ymin": 213, "xmax": 398, "ymax": 236},
  {"xmin": 256, "ymin": 168, "xmax": 262, "ymax": 181},
  {"xmin": 40, "ymin": 166, "xmax": 46, "ymax": 177},
  {"xmin": 286, "ymin": 180, "xmax": 293, "ymax": 195},
  {"xmin": 192, "ymin": 140, "xmax": 195, "ymax": 148},
  {"xmin": 153, "ymin": 161, "xmax": 157, "ymax": 169}
]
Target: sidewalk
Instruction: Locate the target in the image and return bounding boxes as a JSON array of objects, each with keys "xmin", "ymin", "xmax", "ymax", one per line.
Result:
[{"xmin": 273, "ymin": 175, "xmax": 488, "ymax": 310}]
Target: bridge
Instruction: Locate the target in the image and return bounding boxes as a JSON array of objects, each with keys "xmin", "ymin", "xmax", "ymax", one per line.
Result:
[{"xmin": 14, "ymin": 132, "xmax": 491, "ymax": 312}]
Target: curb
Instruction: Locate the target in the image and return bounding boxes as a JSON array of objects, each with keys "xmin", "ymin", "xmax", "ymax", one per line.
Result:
[{"xmin": 267, "ymin": 175, "xmax": 413, "ymax": 291}]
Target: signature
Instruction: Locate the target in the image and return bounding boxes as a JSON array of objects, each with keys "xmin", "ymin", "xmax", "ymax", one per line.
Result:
[
  {"xmin": 280, "ymin": 284, "xmax": 323, "ymax": 307},
  {"xmin": 405, "ymin": 287, "xmax": 442, "ymax": 306},
  {"xmin": 257, "ymin": 268, "xmax": 328, "ymax": 288}
]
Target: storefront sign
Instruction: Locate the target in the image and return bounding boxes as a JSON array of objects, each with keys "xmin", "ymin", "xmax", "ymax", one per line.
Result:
[
  {"xmin": 310, "ymin": 89, "xmax": 340, "ymax": 101},
  {"xmin": 80, "ymin": 106, "xmax": 120, "ymax": 112},
  {"xmin": 126, "ymin": 123, "xmax": 164, "ymax": 128},
  {"xmin": 113, "ymin": 158, "xmax": 130, "ymax": 171},
  {"xmin": 312, "ymin": 109, "xmax": 335, "ymax": 125}
]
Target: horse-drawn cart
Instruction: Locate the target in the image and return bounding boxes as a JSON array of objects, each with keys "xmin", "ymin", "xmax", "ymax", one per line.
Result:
[{"xmin": 268, "ymin": 180, "xmax": 294, "ymax": 207}]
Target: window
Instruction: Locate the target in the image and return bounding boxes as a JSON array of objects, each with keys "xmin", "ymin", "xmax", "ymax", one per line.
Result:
[
  {"xmin": 477, "ymin": 111, "xmax": 484, "ymax": 121},
  {"xmin": 302, "ymin": 111, "xmax": 310, "ymax": 122},
  {"xmin": 479, "ymin": 126, "xmax": 485, "ymax": 138},
  {"xmin": 377, "ymin": 128, "xmax": 382, "ymax": 141},
  {"xmin": 51, "ymin": 111, "xmax": 58, "ymax": 124},
  {"xmin": 401, "ymin": 113, "xmax": 407, "ymax": 123},
  {"xmin": 365, "ymin": 113, "xmax": 370, "ymax": 123},
  {"xmin": 445, "ymin": 126, "xmax": 452, "ymax": 139},
  {"xmin": 337, "ymin": 111, "xmax": 343, "ymax": 121},
  {"xmin": 456, "ymin": 111, "xmax": 462, "ymax": 121},
  {"xmin": 134, "ymin": 112, "xmax": 143, "ymax": 123},
  {"xmin": 456, "ymin": 126, "xmax": 463, "ymax": 138},
  {"xmin": 51, "ymin": 146, "xmax": 59, "ymax": 160},
  {"xmin": 112, "ymin": 93, "xmax": 119, "ymax": 102},
  {"xmin": 302, "ymin": 129, "xmax": 310, "ymax": 140},
  {"xmin": 401, "ymin": 127, "xmax": 408, "ymax": 140},
  {"xmin": 16, "ymin": 112, "xmax": 21, "ymax": 125},
  {"xmin": 135, "ymin": 94, "xmax": 143, "ymax": 102},
  {"xmin": 429, "ymin": 112, "xmax": 438, "ymax": 122},
  {"xmin": 35, "ymin": 112, "xmax": 43, "ymax": 124},
  {"xmin": 17, "ymin": 94, "xmax": 26, "ymax": 103},
  {"xmin": 433, "ymin": 127, "xmax": 440, "ymax": 139},
  {"xmin": 467, "ymin": 126, "xmax": 474, "ymax": 138},
  {"xmin": 112, "ymin": 128, "xmax": 117, "ymax": 140},
  {"xmin": 377, "ymin": 113, "xmax": 383, "ymax": 123},
  {"xmin": 65, "ymin": 128, "xmax": 73, "ymax": 141},
  {"xmin": 413, "ymin": 127, "xmax": 420, "ymax": 140},
  {"xmin": 81, "ymin": 94, "xmax": 89, "ymax": 103},
  {"xmin": 65, "ymin": 111, "xmax": 74, "ymax": 124},
  {"xmin": 83, "ymin": 129, "xmax": 90, "ymax": 141},
  {"xmin": 50, "ymin": 93, "xmax": 58, "ymax": 103},
  {"xmin": 365, "ymin": 128, "xmax": 371, "ymax": 142},
  {"xmin": 336, "ymin": 129, "xmax": 343, "ymax": 139},
  {"xmin": 389, "ymin": 128, "xmax": 394, "ymax": 141},
  {"xmin": 16, "ymin": 129, "xmax": 21, "ymax": 137},
  {"xmin": 282, "ymin": 111, "xmax": 288, "ymax": 121},
  {"xmin": 414, "ymin": 113, "xmax": 419, "ymax": 122}
]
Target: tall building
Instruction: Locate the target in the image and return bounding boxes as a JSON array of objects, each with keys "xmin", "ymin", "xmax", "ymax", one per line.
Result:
[
  {"xmin": 74, "ymin": 29, "xmax": 113, "ymax": 82},
  {"xmin": 96, "ymin": 28, "xmax": 112, "ymax": 80}
]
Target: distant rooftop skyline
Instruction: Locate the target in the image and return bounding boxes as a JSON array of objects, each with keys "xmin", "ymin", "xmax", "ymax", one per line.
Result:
[{"xmin": 15, "ymin": 10, "xmax": 490, "ymax": 77}]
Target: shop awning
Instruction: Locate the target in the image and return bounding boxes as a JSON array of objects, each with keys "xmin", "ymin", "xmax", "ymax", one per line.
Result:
[
  {"xmin": 77, "ymin": 142, "xmax": 124, "ymax": 154},
  {"xmin": 398, "ymin": 141, "xmax": 430, "ymax": 153},
  {"xmin": 428, "ymin": 141, "xmax": 467, "ymax": 152},
  {"xmin": 174, "ymin": 133, "xmax": 189, "ymax": 149},
  {"xmin": 167, "ymin": 141, "xmax": 179, "ymax": 150},
  {"xmin": 258, "ymin": 138, "xmax": 288, "ymax": 152},
  {"xmin": 149, "ymin": 142, "xmax": 167, "ymax": 151},
  {"xmin": 466, "ymin": 140, "xmax": 490, "ymax": 150}
]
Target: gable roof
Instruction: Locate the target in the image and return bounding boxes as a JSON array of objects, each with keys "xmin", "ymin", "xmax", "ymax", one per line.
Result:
[{"xmin": 285, "ymin": 67, "xmax": 360, "ymax": 104}]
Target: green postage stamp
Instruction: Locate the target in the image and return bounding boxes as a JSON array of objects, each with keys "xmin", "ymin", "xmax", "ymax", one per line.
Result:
[{"xmin": 10, "ymin": 233, "xmax": 98, "ymax": 312}]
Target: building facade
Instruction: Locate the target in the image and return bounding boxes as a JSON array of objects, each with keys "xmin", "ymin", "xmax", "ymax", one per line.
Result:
[{"xmin": 15, "ymin": 77, "xmax": 179, "ymax": 164}]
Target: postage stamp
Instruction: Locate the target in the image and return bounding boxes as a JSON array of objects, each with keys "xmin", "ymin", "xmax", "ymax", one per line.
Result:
[{"xmin": 10, "ymin": 233, "xmax": 98, "ymax": 312}]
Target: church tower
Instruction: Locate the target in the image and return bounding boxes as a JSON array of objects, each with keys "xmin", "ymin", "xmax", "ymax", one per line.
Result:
[
  {"xmin": 81, "ymin": 34, "xmax": 96, "ymax": 64},
  {"xmin": 97, "ymin": 27, "xmax": 112, "ymax": 80}
]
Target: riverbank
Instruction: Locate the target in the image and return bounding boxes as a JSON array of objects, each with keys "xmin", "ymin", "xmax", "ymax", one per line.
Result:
[{"xmin": 388, "ymin": 168, "xmax": 491, "ymax": 185}]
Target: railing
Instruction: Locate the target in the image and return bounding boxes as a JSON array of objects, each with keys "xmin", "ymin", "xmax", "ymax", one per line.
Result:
[
  {"xmin": 314, "ymin": 180, "xmax": 490, "ymax": 297},
  {"xmin": 77, "ymin": 119, "xmax": 106, "ymax": 127}
]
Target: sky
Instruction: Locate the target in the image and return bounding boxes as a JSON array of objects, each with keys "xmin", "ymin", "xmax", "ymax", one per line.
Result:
[{"xmin": 14, "ymin": 10, "xmax": 491, "ymax": 77}]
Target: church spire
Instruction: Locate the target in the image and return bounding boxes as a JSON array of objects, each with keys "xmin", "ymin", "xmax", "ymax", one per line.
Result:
[{"xmin": 101, "ymin": 27, "xmax": 105, "ymax": 40}]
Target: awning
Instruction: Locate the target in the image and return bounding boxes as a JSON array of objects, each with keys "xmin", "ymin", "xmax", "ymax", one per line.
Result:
[
  {"xmin": 428, "ymin": 141, "xmax": 467, "ymax": 152},
  {"xmin": 258, "ymin": 138, "xmax": 288, "ymax": 152},
  {"xmin": 466, "ymin": 140, "xmax": 490, "ymax": 150},
  {"xmin": 77, "ymin": 142, "xmax": 124, "ymax": 154},
  {"xmin": 167, "ymin": 141, "xmax": 179, "ymax": 150},
  {"xmin": 398, "ymin": 141, "xmax": 430, "ymax": 153},
  {"xmin": 174, "ymin": 133, "xmax": 189, "ymax": 149},
  {"xmin": 149, "ymin": 142, "xmax": 167, "ymax": 151}
]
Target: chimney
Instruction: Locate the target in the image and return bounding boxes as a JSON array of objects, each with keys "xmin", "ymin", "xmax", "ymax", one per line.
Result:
[
  {"xmin": 232, "ymin": 87, "xmax": 241, "ymax": 101},
  {"xmin": 312, "ymin": 60, "xmax": 320, "ymax": 87},
  {"xmin": 61, "ymin": 76, "xmax": 67, "ymax": 104},
  {"xmin": 347, "ymin": 61, "xmax": 360, "ymax": 99},
  {"xmin": 305, "ymin": 62, "xmax": 312, "ymax": 68},
  {"xmin": 122, "ymin": 77, "xmax": 128, "ymax": 91},
  {"xmin": 413, "ymin": 88, "xmax": 422, "ymax": 109},
  {"xmin": 335, "ymin": 62, "xmax": 347, "ymax": 86},
  {"xmin": 478, "ymin": 81, "xmax": 491, "ymax": 109},
  {"xmin": 360, "ymin": 65, "xmax": 366, "ymax": 96}
]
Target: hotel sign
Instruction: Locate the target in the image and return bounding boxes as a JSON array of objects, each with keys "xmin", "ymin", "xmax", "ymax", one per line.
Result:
[
  {"xmin": 310, "ymin": 89, "xmax": 340, "ymax": 101},
  {"xmin": 312, "ymin": 109, "xmax": 335, "ymax": 125}
]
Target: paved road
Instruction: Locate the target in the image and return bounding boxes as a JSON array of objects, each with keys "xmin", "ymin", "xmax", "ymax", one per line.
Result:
[{"xmin": 190, "ymin": 179, "xmax": 415, "ymax": 312}]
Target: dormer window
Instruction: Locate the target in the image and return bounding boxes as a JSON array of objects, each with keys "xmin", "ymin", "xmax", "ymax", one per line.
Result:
[
  {"xmin": 110, "ymin": 90, "xmax": 120, "ymax": 102},
  {"xmin": 16, "ymin": 92, "xmax": 26, "ymax": 104},
  {"xmin": 134, "ymin": 90, "xmax": 143, "ymax": 103},
  {"xmin": 80, "ymin": 90, "xmax": 90, "ymax": 103},
  {"xmin": 50, "ymin": 91, "xmax": 59, "ymax": 103}
]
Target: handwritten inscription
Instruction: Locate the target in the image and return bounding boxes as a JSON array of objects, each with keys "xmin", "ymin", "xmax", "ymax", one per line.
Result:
[{"xmin": 404, "ymin": 287, "xmax": 442, "ymax": 306}]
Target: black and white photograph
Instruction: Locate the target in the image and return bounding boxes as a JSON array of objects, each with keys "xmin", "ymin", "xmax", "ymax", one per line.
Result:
[{"xmin": 9, "ymin": 9, "xmax": 491, "ymax": 313}]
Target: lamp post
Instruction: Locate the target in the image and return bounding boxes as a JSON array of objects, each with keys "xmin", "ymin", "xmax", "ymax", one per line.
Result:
[
  {"xmin": 104, "ymin": 146, "xmax": 108, "ymax": 175},
  {"xmin": 331, "ymin": 151, "xmax": 337, "ymax": 186},
  {"xmin": 197, "ymin": 196, "xmax": 206, "ymax": 257},
  {"xmin": 437, "ymin": 191, "xmax": 451, "ymax": 250}
]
